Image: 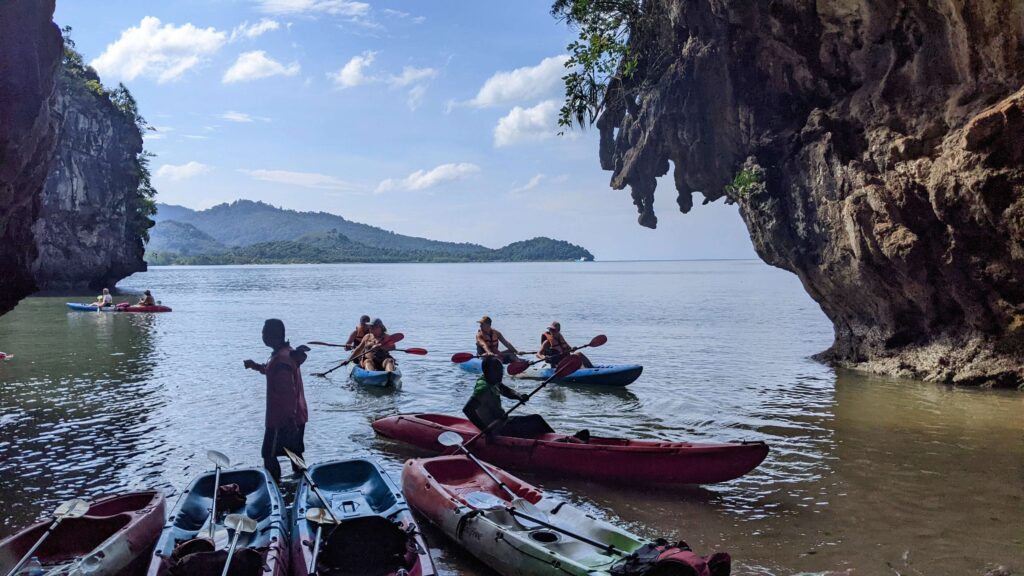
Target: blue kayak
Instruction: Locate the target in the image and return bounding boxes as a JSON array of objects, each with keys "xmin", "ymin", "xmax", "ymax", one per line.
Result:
[
  {"xmin": 459, "ymin": 358, "xmax": 642, "ymax": 387},
  {"xmin": 291, "ymin": 458, "xmax": 435, "ymax": 575},
  {"xmin": 66, "ymin": 302, "xmax": 116, "ymax": 311},
  {"xmin": 148, "ymin": 467, "xmax": 288, "ymax": 575},
  {"xmin": 350, "ymin": 366, "xmax": 403, "ymax": 388}
]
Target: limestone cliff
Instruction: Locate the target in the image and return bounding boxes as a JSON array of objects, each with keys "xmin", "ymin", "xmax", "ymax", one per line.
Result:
[
  {"xmin": 32, "ymin": 48, "xmax": 151, "ymax": 291},
  {"xmin": 589, "ymin": 0, "xmax": 1024, "ymax": 386},
  {"xmin": 0, "ymin": 0, "xmax": 62, "ymax": 314}
]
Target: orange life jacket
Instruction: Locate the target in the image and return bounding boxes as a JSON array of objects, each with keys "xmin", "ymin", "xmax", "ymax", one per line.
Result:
[
  {"xmin": 478, "ymin": 329, "xmax": 500, "ymax": 352},
  {"xmin": 542, "ymin": 332, "xmax": 569, "ymax": 356}
]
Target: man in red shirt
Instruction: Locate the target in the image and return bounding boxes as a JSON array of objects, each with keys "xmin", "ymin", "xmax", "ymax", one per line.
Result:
[{"xmin": 244, "ymin": 319, "xmax": 309, "ymax": 482}]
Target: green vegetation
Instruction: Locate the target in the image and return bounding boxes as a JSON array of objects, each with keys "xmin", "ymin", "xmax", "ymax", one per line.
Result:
[
  {"xmin": 551, "ymin": 0, "xmax": 642, "ymax": 129},
  {"xmin": 724, "ymin": 161, "xmax": 767, "ymax": 198}
]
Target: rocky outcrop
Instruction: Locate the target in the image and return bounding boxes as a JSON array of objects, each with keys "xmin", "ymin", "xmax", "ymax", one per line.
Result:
[
  {"xmin": 595, "ymin": 1, "xmax": 1024, "ymax": 386},
  {"xmin": 32, "ymin": 61, "xmax": 149, "ymax": 290},
  {"xmin": 0, "ymin": 0, "xmax": 62, "ymax": 314}
]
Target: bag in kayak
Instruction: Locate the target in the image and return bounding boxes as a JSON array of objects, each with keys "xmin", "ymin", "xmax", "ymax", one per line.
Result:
[
  {"xmin": 610, "ymin": 539, "xmax": 731, "ymax": 576},
  {"xmin": 216, "ymin": 483, "xmax": 247, "ymax": 513}
]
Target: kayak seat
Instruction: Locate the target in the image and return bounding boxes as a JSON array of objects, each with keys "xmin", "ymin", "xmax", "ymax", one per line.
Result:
[{"xmin": 309, "ymin": 460, "xmax": 399, "ymax": 514}]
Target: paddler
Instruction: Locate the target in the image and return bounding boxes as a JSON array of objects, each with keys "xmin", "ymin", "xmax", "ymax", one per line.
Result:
[
  {"xmin": 463, "ymin": 356, "xmax": 553, "ymax": 439},
  {"xmin": 94, "ymin": 288, "xmax": 113, "ymax": 308},
  {"xmin": 537, "ymin": 321, "xmax": 594, "ymax": 368},
  {"xmin": 136, "ymin": 290, "xmax": 156, "ymax": 306},
  {"xmin": 475, "ymin": 315, "xmax": 520, "ymax": 363},
  {"xmin": 243, "ymin": 319, "xmax": 310, "ymax": 482},
  {"xmin": 349, "ymin": 318, "xmax": 396, "ymax": 372},
  {"xmin": 344, "ymin": 315, "xmax": 371, "ymax": 350}
]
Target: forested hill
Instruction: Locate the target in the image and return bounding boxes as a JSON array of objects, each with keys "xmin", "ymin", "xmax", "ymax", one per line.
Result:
[{"xmin": 148, "ymin": 201, "xmax": 594, "ymax": 264}]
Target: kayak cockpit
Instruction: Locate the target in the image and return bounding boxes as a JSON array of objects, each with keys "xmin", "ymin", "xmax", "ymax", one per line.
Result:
[{"xmin": 420, "ymin": 456, "xmax": 542, "ymax": 505}]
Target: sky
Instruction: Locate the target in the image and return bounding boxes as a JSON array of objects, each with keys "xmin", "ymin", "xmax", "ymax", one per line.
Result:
[{"xmin": 54, "ymin": 0, "xmax": 758, "ymax": 261}]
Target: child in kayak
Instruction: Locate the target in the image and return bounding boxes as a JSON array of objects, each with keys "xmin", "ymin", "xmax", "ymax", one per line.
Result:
[
  {"xmin": 350, "ymin": 318, "xmax": 396, "ymax": 371},
  {"xmin": 344, "ymin": 315, "xmax": 371, "ymax": 350},
  {"xmin": 463, "ymin": 356, "xmax": 553, "ymax": 439},
  {"xmin": 136, "ymin": 290, "xmax": 155, "ymax": 306},
  {"xmin": 475, "ymin": 315, "xmax": 520, "ymax": 363},
  {"xmin": 538, "ymin": 321, "xmax": 593, "ymax": 368},
  {"xmin": 94, "ymin": 288, "xmax": 113, "ymax": 308}
]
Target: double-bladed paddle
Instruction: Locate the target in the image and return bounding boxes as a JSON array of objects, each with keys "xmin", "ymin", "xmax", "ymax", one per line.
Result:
[
  {"xmin": 220, "ymin": 514, "xmax": 257, "ymax": 576},
  {"xmin": 283, "ymin": 449, "xmax": 339, "ymax": 524},
  {"xmin": 506, "ymin": 334, "xmax": 607, "ymax": 376},
  {"xmin": 314, "ymin": 333, "xmax": 404, "ymax": 378},
  {"xmin": 206, "ymin": 450, "xmax": 231, "ymax": 540},
  {"xmin": 5, "ymin": 499, "xmax": 91, "ymax": 576}
]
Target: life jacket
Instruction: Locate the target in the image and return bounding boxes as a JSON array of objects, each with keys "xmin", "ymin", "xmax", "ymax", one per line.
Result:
[
  {"xmin": 542, "ymin": 332, "xmax": 569, "ymax": 356},
  {"xmin": 610, "ymin": 540, "xmax": 731, "ymax": 576},
  {"xmin": 478, "ymin": 329, "xmax": 500, "ymax": 352},
  {"xmin": 354, "ymin": 324, "xmax": 368, "ymax": 339}
]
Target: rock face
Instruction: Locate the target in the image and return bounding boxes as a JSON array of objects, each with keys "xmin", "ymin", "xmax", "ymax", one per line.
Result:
[
  {"xmin": 32, "ymin": 64, "xmax": 148, "ymax": 290},
  {"xmin": 597, "ymin": 1, "xmax": 1024, "ymax": 386},
  {"xmin": 0, "ymin": 0, "xmax": 62, "ymax": 314}
]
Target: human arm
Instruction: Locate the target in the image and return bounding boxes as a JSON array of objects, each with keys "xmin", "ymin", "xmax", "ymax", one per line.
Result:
[
  {"xmin": 344, "ymin": 329, "xmax": 358, "ymax": 350},
  {"xmin": 243, "ymin": 359, "xmax": 267, "ymax": 374},
  {"xmin": 477, "ymin": 332, "xmax": 497, "ymax": 356},
  {"xmin": 496, "ymin": 331, "xmax": 518, "ymax": 354},
  {"xmin": 537, "ymin": 339, "xmax": 550, "ymax": 359},
  {"xmin": 498, "ymin": 383, "xmax": 527, "ymax": 402}
]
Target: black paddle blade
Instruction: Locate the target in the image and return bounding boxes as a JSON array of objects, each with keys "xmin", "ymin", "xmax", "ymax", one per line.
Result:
[
  {"xmin": 507, "ymin": 360, "xmax": 530, "ymax": 375},
  {"xmin": 552, "ymin": 355, "xmax": 584, "ymax": 379},
  {"xmin": 588, "ymin": 334, "xmax": 608, "ymax": 347},
  {"xmin": 451, "ymin": 352, "xmax": 475, "ymax": 363}
]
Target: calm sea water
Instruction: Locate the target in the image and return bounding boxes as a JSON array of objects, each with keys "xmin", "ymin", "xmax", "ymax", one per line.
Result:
[{"xmin": 0, "ymin": 261, "xmax": 1020, "ymax": 575}]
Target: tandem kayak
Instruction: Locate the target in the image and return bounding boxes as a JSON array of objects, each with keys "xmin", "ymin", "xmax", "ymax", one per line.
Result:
[
  {"xmin": 66, "ymin": 302, "xmax": 117, "ymax": 312},
  {"xmin": 458, "ymin": 358, "xmax": 643, "ymax": 387},
  {"xmin": 148, "ymin": 467, "xmax": 288, "ymax": 576},
  {"xmin": 350, "ymin": 366, "xmax": 403, "ymax": 388},
  {"xmin": 373, "ymin": 414, "xmax": 769, "ymax": 485},
  {"xmin": 0, "ymin": 491, "xmax": 165, "ymax": 576},
  {"xmin": 291, "ymin": 458, "xmax": 435, "ymax": 576},
  {"xmin": 66, "ymin": 303, "xmax": 172, "ymax": 313},
  {"xmin": 403, "ymin": 456, "xmax": 730, "ymax": 576}
]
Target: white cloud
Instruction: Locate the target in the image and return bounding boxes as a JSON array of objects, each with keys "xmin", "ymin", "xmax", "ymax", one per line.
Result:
[
  {"xmin": 376, "ymin": 163, "xmax": 480, "ymax": 193},
  {"xmin": 255, "ymin": 0, "xmax": 369, "ymax": 17},
  {"xmin": 223, "ymin": 50, "xmax": 300, "ymax": 83},
  {"xmin": 231, "ymin": 19, "xmax": 280, "ymax": 41},
  {"xmin": 510, "ymin": 173, "xmax": 545, "ymax": 195},
  {"xmin": 383, "ymin": 8, "xmax": 425, "ymax": 23},
  {"xmin": 464, "ymin": 55, "xmax": 568, "ymax": 108},
  {"xmin": 222, "ymin": 111, "xmax": 254, "ymax": 123},
  {"xmin": 240, "ymin": 169, "xmax": 356, "ymax": 190},
  {"xmin": 328, "ymin": 51, "xmax": 376, "ymax": 88},
  {"xmin": 389, "ymin": 66, "xmax": 436, "ymax": 87},
  {"xmin": 155, "ymin": 161, "xmax": 211, "ymax": 180},
  {"xmin": 494, "ymin": 100, "xmax": 560, "ymax": 147},
  {"xmin": 406, "ymin": 85, "xmax": 427, "ymax": 111},
  {"xmin": 91, "ymin": 17, "xmax": 227, "ymax": 83}
]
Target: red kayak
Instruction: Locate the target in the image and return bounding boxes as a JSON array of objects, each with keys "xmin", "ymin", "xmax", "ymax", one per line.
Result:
[
  {"xmin": 0, "ymin": 491, "xmax": 166, "ymax": 575},
  {"xmin": 373, "ymin": 414, "xmax": 769, "ymax": 485},
  {"xmin": 118, "ymin": 304, "xmax": 172, "ymax": 313}
]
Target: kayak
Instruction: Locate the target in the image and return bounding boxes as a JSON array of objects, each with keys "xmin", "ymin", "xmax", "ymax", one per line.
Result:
[
  {"xmin": 148, "ymin": 467, "xmax": 288, "ymax": 576},
  {"xmin": 0, "ymin": 352, "xmax": 12, "ymax": 361},
  {"xmin": 402, "ymin": 456, "xmax": 731, "ymax": 576},
  {"xmin": 65, "ymin": 303, "xmax": 172, "ymax": 313},
  {"xmin": 458, "ymin": 358, "xmax": 643, "ymax": 387},
  {"xmin": 0, "ymin": 491, "xmax": 165, "ymax": 576},
  {"xmin": 350, "ymin": 365, "xmax": 403, "ymax": 388},
  {"xmin": 291, "ymin": 458, "xmax": 435, "ymax": 576},
  {"xmin": 373, "ymin": 414, "xmax": 769, "ymax": 485}
]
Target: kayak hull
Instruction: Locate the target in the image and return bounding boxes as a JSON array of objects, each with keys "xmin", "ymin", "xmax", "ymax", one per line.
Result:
[
  {"xmin": 291, "ymin": 458, "xmax": 435, "ymax": 576},
  {"xmin": 65, "ymin": 303, "xmax": 172, "ymax": 313},
  {"xmin": 402, "ymin": 456, "xmax": 651, "ymax": 576},
  {"xmin": 0, "ymin": 491, "xmax": 166, "ymax": 576},
  {"xmin": 374, "ymin": 414, "xmax": 769, "ymax": 485},
  {"xmin": 119, "ymin": 305, "xmax": 172, "ymax": 313},
  {"xmin": 350, "ymin": 366, "xmax": 403, "ymax": 388},
  {"xmin": 66, "ymin": 302, "xmax": 116, "ymax": 312},
  {"xmin": 147, "ymin": 467, "xmax": 288, "ymax": 576},
  {"xmin": 458, "ymin": 359, "xmax": 643, "ymax": 387}
]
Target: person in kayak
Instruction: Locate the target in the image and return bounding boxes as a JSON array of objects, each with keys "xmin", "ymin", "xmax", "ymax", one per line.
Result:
[
  {"xmin": 350, "ymin": 318, "xmax": 396, "ymax": 372},
  {"xmin": 463, "ymin": 356, "xmax": 553, "ymax": 439},
  {"xmin": 136, "ymin": 290, "xmax": 156, "ymax": 306},
  {"xmin": 94, "ymin": 288, "xmax": 113, "ymax": 308},
  {"xmin": 243, "ymin": 319, "xmax": 310, "ymax": 482},
  {"xmin": 344, "ymin": 315, "xmax": 371, "ymax": 350},
  {"xmin": 537, "ymin": 321, "xmax": 594, "ymax": 368},
  {"xmin": 475, "ymin": 316, "xmax": 520, "ymax": 363}
]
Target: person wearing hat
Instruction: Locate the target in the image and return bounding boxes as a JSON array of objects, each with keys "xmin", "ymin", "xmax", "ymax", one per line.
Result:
[
  {"xmin": 136, "ymin": 290, "xmax": 156, "ymax": 306},
  {"xmin": 537, "ymin": 321, "xmax": 593, "ymax": 368},
  {"xmin": 349, "ymin": 318, "xmax": 396, "ymax": 371},
  {"xmin": 344, "ymin": 314, "xmax": 371, "ymax": 350},
  {"xmin": 475, "ymin": 315, "xmax": 520, "ymax": 363}
]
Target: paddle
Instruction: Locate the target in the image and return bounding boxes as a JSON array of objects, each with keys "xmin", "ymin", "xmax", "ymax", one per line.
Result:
[
  {"xmin": 220, "ymin": 514, "xmax": 257, "ymax": 576},
  {"xmin": 304, "ymin": 508, "xmax": 337, "ymax": 576},
  {"xmin": 5, "ymin": 499, "xmax": 91, "ymax": 576},
  {"xmin": 507, "ymin": 334, "xmax": 606, "ymax": 376},
  {"xmin": 307, "ymin": 341, "xmax": 347, "ymax": 348},
  {"xmin": 459, "ymin": 355, "xmax": 583, "ymax": 451},
  {"xmin": 436, "ymin": 432, "xmax": 627, "ymax": 556},
  {"xmin": 283, "ymin": 449, "xmax": 339, "ymax": 524},
  {"xmin": 206, "ymin": 450, "xmax": 231, "ymax": 540},
  {"xmin": 314, "ymin": 333, "xmax": 404, "ymax": 378}
]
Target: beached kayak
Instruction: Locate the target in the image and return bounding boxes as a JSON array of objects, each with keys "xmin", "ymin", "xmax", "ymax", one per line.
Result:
[
  {"xmin": 373, "ymin": 414, "xmax": 769, "ymax": 485},
  {"xmin": 350, "ymin": 365, "xmax": 403, "ymax": 388},
  {"xmin": 458, "ymin": 358, "xmax": 643, "ymax": 387},
  {"xmin": 65, "ymin": 303, "xmax": 172, "ymax": 313},
  {"xmin": 0, "ymin": 491, "xmax": 165, "ymax": 576},
  {"xmin": 402, "ymin": 455, "xmax": 731, "ymax": 576},
  {"xmin": 148, "ymin": 467, "xmax": 288, "ymax": 576},
  {"xmin": 291, "ymin": 458, "xmax": 435, "ymax": 576}
]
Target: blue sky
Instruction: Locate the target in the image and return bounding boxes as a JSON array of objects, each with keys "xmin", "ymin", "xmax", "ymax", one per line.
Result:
[{"xmin": 54, "ymin": 0, "xmax": 756, "ymax": 261}]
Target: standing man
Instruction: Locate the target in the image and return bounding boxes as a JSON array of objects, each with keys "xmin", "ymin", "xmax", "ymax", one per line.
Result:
[
  {"xmin": 537, "ymin": 321, "xmax": 594, "ymax": 368},
  {"xmin": 475, "ymin": 316, "xmax": 520, "ymax": 363},
  {"xmin": 244, "ymin": 319, "xmax": 309, "ymax": 482}
]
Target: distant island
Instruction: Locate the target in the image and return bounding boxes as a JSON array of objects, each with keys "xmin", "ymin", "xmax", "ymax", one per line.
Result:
[{"xmin": 146, "ymin": 201, "xmax": 594, "ymax": 265}]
